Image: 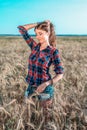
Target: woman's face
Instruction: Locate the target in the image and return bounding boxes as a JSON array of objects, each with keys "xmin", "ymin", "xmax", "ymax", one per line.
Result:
[{"xmin": 35, "ymin": 29, "xmax": 49, "ymax": 44}]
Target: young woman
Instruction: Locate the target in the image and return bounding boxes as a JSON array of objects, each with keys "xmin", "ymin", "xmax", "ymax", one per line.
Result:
[{"xmin": 17, "ymin": 20, "xmax": 64, "ymax": 123}]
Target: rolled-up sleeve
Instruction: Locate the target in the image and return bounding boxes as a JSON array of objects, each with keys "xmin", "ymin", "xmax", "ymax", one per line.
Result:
[
  {"xmin": 17, "ymin": 26, "xmax": 37, "ymax": 50},
  {"xmin": 52, "ymin": 49, "xmax": 64, "ymax": 74}
]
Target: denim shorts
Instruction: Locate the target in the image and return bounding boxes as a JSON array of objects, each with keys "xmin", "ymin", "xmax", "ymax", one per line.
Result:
[{"xmin": 24, "ymin": 84, "xmax": 54, "ymax": 100}]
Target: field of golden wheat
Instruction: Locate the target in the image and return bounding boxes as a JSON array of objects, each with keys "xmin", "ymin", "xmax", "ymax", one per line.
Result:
[{"xmin": 0, "ymin": 36, "xmax": 87, "ymax": 130}]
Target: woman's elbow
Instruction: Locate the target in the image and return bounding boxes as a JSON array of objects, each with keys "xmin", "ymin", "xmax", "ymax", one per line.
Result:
[
  {"xmin": 57, "ymin": 73, "xmax": 63, "ymax": 79},
  {"xmin": 60, "ymin": 73, "xmax": 63, "ymax": 78}
]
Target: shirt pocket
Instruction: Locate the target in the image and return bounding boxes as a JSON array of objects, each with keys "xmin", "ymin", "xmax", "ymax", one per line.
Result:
[{"xmin": 38, "ymin": 55, "xmax": 51, "ymax": 66}]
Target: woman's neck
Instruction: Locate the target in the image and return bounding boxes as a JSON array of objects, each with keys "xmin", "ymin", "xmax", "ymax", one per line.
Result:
[{"xmin": 40, "ymin": 41, "xmax": 50, "ymax": 51}]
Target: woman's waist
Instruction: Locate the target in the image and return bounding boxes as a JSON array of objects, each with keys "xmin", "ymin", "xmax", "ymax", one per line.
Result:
[
  {"xmin": 26, "ymin": 74, "xmax": 51, "ymax": 86},
  {"xmin": 29, "ymin": 83, "xmax": 53, "ymax": 89}
]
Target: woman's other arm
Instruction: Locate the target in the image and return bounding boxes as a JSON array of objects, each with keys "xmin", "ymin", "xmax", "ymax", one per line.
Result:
[{"xmin": 36, "ymin": 49, "xmax": 64, "ymax": 93}]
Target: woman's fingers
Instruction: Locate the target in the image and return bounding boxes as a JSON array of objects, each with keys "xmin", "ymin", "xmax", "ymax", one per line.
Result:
[{"xmin": 36, "ymin": 83, "xmax": 45, "ymax": 93}]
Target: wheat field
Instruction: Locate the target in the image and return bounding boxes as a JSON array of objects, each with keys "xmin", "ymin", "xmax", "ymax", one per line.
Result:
[{"xmin": 0, "ymin": 36, "xmax": 87, "ymax": 130}]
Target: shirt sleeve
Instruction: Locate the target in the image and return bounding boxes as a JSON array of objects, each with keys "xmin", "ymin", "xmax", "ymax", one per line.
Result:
[
  {"xmin": 52, "ymin": 49, "xmax": 64, "ymax": 74},
  {"xmin": 17, "ymin": 26, "xmax": 37, "ymax": 50}
]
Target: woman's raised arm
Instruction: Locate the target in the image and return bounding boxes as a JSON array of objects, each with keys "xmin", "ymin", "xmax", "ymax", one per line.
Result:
[{"xmin": 17, "ymin": 23, "xmax": 37, "ymax": 50}]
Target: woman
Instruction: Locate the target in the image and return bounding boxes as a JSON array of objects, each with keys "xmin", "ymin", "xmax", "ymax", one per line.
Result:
[{"xmin": 17, "ymin": 20, "xmax": 64, "ymax": 123}]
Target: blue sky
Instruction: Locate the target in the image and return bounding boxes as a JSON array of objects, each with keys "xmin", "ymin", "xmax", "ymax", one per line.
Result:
[{"xmin": 0, "ymin": 0, "xmax": 87, "ymax": 35}]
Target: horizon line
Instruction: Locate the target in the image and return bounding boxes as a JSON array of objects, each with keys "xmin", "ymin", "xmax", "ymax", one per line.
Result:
[{"xmin": 0, "ymin": 34, "xmax": 87, "ymax": 36}]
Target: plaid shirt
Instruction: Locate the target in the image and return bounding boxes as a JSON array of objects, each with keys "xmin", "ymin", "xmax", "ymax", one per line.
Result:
[{"xmin": 18, "ymin": 26, "xmax": 64, "ymax": 87}]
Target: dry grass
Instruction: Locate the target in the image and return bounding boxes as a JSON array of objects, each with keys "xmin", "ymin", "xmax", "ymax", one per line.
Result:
[{"xmin": 0, "ymin": 36, "xmax": 87, "ymax": 130}]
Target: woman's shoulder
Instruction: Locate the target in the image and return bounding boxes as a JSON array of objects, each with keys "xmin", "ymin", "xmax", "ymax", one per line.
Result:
[{"xmin": 49, "ymin": 45, "xmax": 59, "ymax": 54}]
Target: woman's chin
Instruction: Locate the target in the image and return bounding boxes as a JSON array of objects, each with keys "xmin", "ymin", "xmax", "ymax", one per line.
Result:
[{"xmin": 39, "ymin": 41, "xmax": 43, "ymax": 44}]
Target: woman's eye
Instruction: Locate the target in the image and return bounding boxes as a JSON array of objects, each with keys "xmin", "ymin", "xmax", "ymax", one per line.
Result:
[
  {"xmin": 36, "ymin": 32, "xmax": 43, "ymax": 36},
  {"xmin": 39, "ymin": 33, "xmax": 42, "ymax": 35}
]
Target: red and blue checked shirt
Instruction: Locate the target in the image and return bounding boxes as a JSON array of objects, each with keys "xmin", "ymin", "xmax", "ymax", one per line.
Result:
[{"xmin": 18, "ymin": 26, "xmax": 64, "ymax": 87}]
